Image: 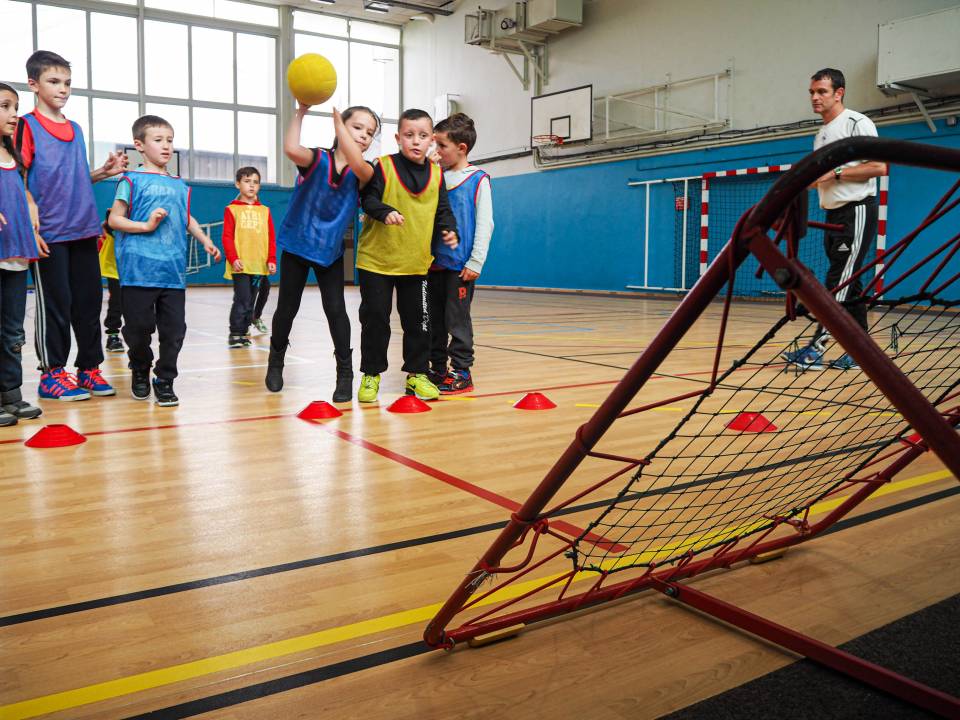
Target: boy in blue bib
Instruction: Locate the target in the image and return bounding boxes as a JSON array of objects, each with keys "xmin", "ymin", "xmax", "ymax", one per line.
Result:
[
  {"xmin": 18, "ymin": 51, "xmax": 128, "ymax": 401},
  {"xmin": 108, "ymin": 115, "xmax": 221, "ymax": 406},
  {"xmin": 428, "ymin": 113, "xmax": 493, "ymax": 394}
]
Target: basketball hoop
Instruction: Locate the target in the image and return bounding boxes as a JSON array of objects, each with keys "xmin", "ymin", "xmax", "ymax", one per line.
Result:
[{"xmin": 532, "ymin": 134, "xmax": 564, "ymax": 161}]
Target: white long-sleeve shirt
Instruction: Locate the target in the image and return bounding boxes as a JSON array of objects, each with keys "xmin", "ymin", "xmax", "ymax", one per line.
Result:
[{"xmin": 444, "ymin": 164, "xmax": 494, "ymax": 274}]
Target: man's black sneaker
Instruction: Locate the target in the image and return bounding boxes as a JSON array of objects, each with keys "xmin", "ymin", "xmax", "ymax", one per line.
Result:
[
  {"xmin": 105, "ymin": 333, "xmax": 124, "ymax": 353},
  {"xmin": 439, "ymin": 369, "xmax": 474, "ymax": 395},
  {"xmin": 131, "ymin": 369, "xmax": 151, "ymax": 401},
  {"xmin": 152, "ymin": 378, "xmax": 179, "ymax": 406}
]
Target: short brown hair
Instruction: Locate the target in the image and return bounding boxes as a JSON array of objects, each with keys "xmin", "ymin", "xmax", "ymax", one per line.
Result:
[
  {"xmin": 132, "ymin": 114, "xmax": 173, "ymax": 142},
  {"xmin": 236, "ymin": 166, "xmax": 260, "ymax": 182},
  {"xmin": 26, "ymin": 50, "xmax": 70, "ymax": 82},
  {"xmin": 434, "ymin": 113, "xmax": 477, "ymax": 153}
]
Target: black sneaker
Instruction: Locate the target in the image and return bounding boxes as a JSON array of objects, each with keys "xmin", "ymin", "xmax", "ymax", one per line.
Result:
[
  {"xmin": 439, "ymin": 369, "xmax": 474, "ymax": 395},
  {"xmin": 105, "ymin": 333, "xmax": 124, "ymax": 353},
  {"xmin": 131, "ymin": 369, "xmax": 151, "ymax": 401},
  {"xmin": 152, "ymin": 378, "xmax": 179, "ymax": 406},
  {"xmin": 427, "ymin": 368, "xmax": 447, "ymax": 387},
  {"xmin": 228, "ymin": 334, "xmax": 246, "ymax": 348}
]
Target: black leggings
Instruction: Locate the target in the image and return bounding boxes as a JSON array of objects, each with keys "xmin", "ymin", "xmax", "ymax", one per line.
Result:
[{"xmin": 271, "ymin": 251, "xmax": 350, "ymax": 354}]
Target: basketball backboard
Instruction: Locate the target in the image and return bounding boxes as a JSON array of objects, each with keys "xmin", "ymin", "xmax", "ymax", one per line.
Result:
[{"xmin": 531, "ymin": 84, "xmax": 592, "ymax": 144}]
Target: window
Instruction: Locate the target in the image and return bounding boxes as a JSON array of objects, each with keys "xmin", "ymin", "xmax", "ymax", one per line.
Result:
[
  {"xmin": 193, "ymin": 107, "xmax": 235, "ymax": 180},
  {"xmin": 145, "ymin": 0, "xmax": 278, "ymax": 26},
  {"xmin": 350, "ymin": 43, "xmax": 399, "ymax": 119},
  {"xmin": 35, "ymin": 5, "xmax": 88, "ymax": 88},
  {"xmin": 293, "ymin": 11, "xmax": 348, "ymax": 37},
  {"xmin": 92, "ymin": 98, "xmax": 139, "ymax": 169},
  {"xmin": 91, "ymin": 13, "xmax": 138, "ymax": 94},
  {"xmin": 238, "ymin": 112, "xmax": 277, "ymax": 182},
  {"xmin": 236, "ymin": 34, "xmax": 275, "ymax": 107},
  {"xmin": 0, "ymin": 1, "xmax": 32, "ymax": 84},
  {"xmin": 350, "ymin": 20, "xmax": 400, "ymax": 45},
  {"xmin": 145, "ymin": 21, "xmax": 190, "ymax": 99},
  {"xmin": 192, "ymin": 27, "xmax": 235, "ymax": 104}
]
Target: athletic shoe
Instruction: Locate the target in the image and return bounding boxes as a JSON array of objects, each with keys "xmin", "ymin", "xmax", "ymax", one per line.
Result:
[
  {"xmin": 405, "ymin": 373, "xmax": 440, "ymax": 401},
  {"xmin": 439, "ymin": 369, "xmax": 474, "ymax": 395},
  {"xmin": 253, "ymin": 318, "xmax": 268, "ymax": 334},
  {"xmin": 782, "ymin": 346, "xmax": 823, "ymax": 371},
  {"xmin": 358, "ymin": 374, "xmax": 380, "ymax": 403},
  {"xmin": 77, "ymin": 368, "xmax": 116, "ymax": 396},
  {"xmin": 427, "ymin": 368, "xmax": 447, "ymax": 387},
  {"xmin": 131, "ymin": 368, "xmax": 151, "ymax": 401},
  {"xmin": 105, "ymin": 333, "xmax": 125, "ymax": 353},
  {"xmin": 228, "ymin": 334, "xmax": 247, "ymax": 348},
  {"xmin": 0, "ymin": 409, "xmax": 17, "ymax": 427},
  {"xmin": 152, "ymin": 378, "xmax": 179, "ymax": 406},
  {"xmin": 2, "ymin": 399, "xmax": 43, "ymax": 419},
  {"xmin": 38, "ymin": 368, "xmax": 91, "ymax": 401},
  {"xmin": 829, "ymin": 353, "xmax": 860, "ymax": 371}
]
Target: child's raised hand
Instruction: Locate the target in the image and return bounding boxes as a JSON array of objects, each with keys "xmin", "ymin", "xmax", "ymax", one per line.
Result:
[
  {"xmin": 441, "ymin": 230, "xmax": 458, "ymax": 249},
  {"xmin": 101, "ymin": 151, "xmax": 128, "ymax": 177},
  {"xmin": 429, "ymin": 149, "xmax": 441, "ymax": 165},
  {"xmin": 144, "ymin": 207, "xmax": 168, "ymax": 232},
  {"xmin": 232, "ymin": 259, "xmax": 244, "ymax": 273},
  {"xmin": 267, "ymin": 262, "xmax": 277, "ymax": 274},
  {"xmin": 385, "ymin": 211, "xmax": 405, "ymax": 226},
  {"xmin": 296, "ymin": 101, "xmax": 312, "ymax": 115}
]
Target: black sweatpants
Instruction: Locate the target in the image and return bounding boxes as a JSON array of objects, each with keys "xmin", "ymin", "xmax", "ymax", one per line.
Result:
[
  {"xmin": 428, "ymin": 269, "xmax": 475, "ymax": 372},
  {"xmin": 105, "ymin": 277, "xmax": 123, "ymax": 334},
  {"xmin": 229, "ymin": 274, "xmax": 269, "ymax": 335},
  {"xmin": 814, "ymin": 197, "xmax": 878, "ymax": 345},
  {"xmin": 270, "ymin": 251, "xmax": 349, "ymax": 355},
  {"xmin": 253, "ymin": 275, "xmax": 271, "ymax": 319},
  {"xmin": 121, "ymin": 286, "xmax": 186, "ymax": 380},
  {"xmin": 358, "ymin": 268, "xmax": 429, "ymax": 376},
  {"xmin": 32, "ymin": 237, "xmax": 104, "ymax": 371}
]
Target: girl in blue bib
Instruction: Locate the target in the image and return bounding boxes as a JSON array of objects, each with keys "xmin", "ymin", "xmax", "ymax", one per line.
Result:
[
  {"xmin": 0, "ymin": 84, "xmax": 43, "ymax": 425},
  {"xmin": 266, "ymin": 105, "xmax": 379, "ymax": 402}
]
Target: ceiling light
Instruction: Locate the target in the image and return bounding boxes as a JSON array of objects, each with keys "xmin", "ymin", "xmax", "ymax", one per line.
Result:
[
  {"xmin": 365, "ymin": 2, "xmax": 390, "ymax": 12},
  {"xmin": 309, "ymin": 0, "xmax": 335, "ymax": 5}
]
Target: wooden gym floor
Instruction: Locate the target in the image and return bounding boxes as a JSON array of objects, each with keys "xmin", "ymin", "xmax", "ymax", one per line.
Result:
[{"xmin": 1, "ymin": 287, "xmax": 957, "ymax": 719}]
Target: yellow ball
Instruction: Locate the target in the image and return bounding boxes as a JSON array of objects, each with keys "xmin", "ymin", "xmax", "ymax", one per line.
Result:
[{"xmin": 287, "ymin": 53, "xmax": 338, "ymax": 106}]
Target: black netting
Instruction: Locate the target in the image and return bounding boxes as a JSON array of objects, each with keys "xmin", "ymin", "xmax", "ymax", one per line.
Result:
[
  {"xmin": 673, "ymin": 180, "xmax": 703, "ymax": 290},
  {"xmin": 572, "ymin": 297, "xmax": 960, "ymax": 574}
]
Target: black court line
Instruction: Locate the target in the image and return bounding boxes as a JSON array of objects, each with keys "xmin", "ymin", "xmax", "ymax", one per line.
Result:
[
  {"xmin": 477, "ymin": 343, "xmax": 633, "ymax": 370},
  {"xmin": 122, "ymin": 485, "xmax": 960, "ymax": 719}
]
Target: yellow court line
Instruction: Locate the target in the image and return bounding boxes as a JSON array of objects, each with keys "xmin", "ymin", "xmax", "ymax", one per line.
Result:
[{"xmin": 1, "ymin": 468, "xmax": 953, "ymax": 719}]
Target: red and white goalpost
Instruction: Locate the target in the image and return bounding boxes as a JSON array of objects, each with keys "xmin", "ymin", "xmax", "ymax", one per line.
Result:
[{"xmin": 426, "ymin": 138, "xmax": 960, "ymax": 718}]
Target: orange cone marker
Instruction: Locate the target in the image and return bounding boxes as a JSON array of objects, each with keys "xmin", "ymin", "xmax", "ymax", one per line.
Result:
[
  {"xmin": 387, "ymin": 395, "xmax": 432, "ymax": 413},
  {"xmin": 297, "ymin": 401, "xmax": 343, "ymax": 420}
]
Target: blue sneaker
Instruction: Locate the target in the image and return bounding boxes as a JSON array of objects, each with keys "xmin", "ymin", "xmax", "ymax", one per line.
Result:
[
  {"xmin": 829, "ymin": 353, "xmax": 860, "ymax": 370},
  {"xmin": 38, "ymin": 367, "xmax": 91, "ymax": 401},
  {"xmin": 77, "ymin": 368, "xmax": 117, "ymax": 396},
  {"xmin": 783, "ymin": 346, "xmax": 823, "ymax": 371}
]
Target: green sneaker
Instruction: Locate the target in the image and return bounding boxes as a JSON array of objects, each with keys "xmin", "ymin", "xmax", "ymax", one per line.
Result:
[
  {"xmin": 358, "ymin": 374, "xmax": 380, "ymax": 403},
  {"xmin": 405, "ymin": 373, "xmax": 440, "ymax": 401},
  {"xmin": 253, "ymin": 318, "xmax": 268, "ymax": 334}
]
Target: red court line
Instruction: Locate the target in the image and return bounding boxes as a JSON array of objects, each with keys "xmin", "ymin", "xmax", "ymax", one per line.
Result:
[{"xmin": 320, "ymin": 424, "xmax": 624, "ymax": 550}]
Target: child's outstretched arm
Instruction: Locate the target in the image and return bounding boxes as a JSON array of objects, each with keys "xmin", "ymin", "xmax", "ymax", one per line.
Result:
[
  {"xmin": 332, "ymin": 108, "xmax": 374, "ymax": 186},
  {"xmin": 284, "ymin": 103, "xmax": 314, "ymax": 168},
  {"xmin": 91, "ymin": 151, "xmax": 128, "ymax": 183},
  {"xmin": 108, "ymin": 199, "xmax": 167, "ymax": 234},
  {"xmin": 188, "ymin": 215, "xmax": 222, "ymax": 262}
]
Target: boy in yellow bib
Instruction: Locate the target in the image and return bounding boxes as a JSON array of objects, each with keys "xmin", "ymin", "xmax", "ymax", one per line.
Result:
[
  {"xmin": 98, "ymin": 210, "xmax": 124, "ymax": 353},
  {"xmin": 223, "ymin": 166, "xmax": 276, "ymax": 348},
  {"xmin": 357, "ymin": 109, "xmax": 458, "ymax": 402}
]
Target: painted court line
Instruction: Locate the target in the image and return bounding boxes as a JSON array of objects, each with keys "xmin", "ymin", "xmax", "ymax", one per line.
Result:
[{"xmin": 1, "ymin": 468, "xmax": 952, "ymax": 720}]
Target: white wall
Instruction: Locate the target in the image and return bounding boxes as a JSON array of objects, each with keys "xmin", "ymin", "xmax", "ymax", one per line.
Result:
[{"xmin": 403, "ymin": 0, "xmax": 957, "ymax": 172}]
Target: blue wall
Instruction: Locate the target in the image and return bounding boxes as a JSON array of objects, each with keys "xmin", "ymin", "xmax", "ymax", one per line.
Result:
[
  {"xmin": 482, "ymin": 118, "xmax": 960, "ymax": 299},
  {"xmin": 92, "ymin": 117, "xmax": 960, "ymax": 298}
]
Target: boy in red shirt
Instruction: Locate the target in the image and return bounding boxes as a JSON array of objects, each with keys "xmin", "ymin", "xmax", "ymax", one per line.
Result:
[{"xmin": 222, "ymin": 167, "xmax": 276, "ymax": 348}]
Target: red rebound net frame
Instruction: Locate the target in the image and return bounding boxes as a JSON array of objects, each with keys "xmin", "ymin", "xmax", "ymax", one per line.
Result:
[{"xmin": 424, "ymin": 137, "xmax": 960, "ymax": 718}]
